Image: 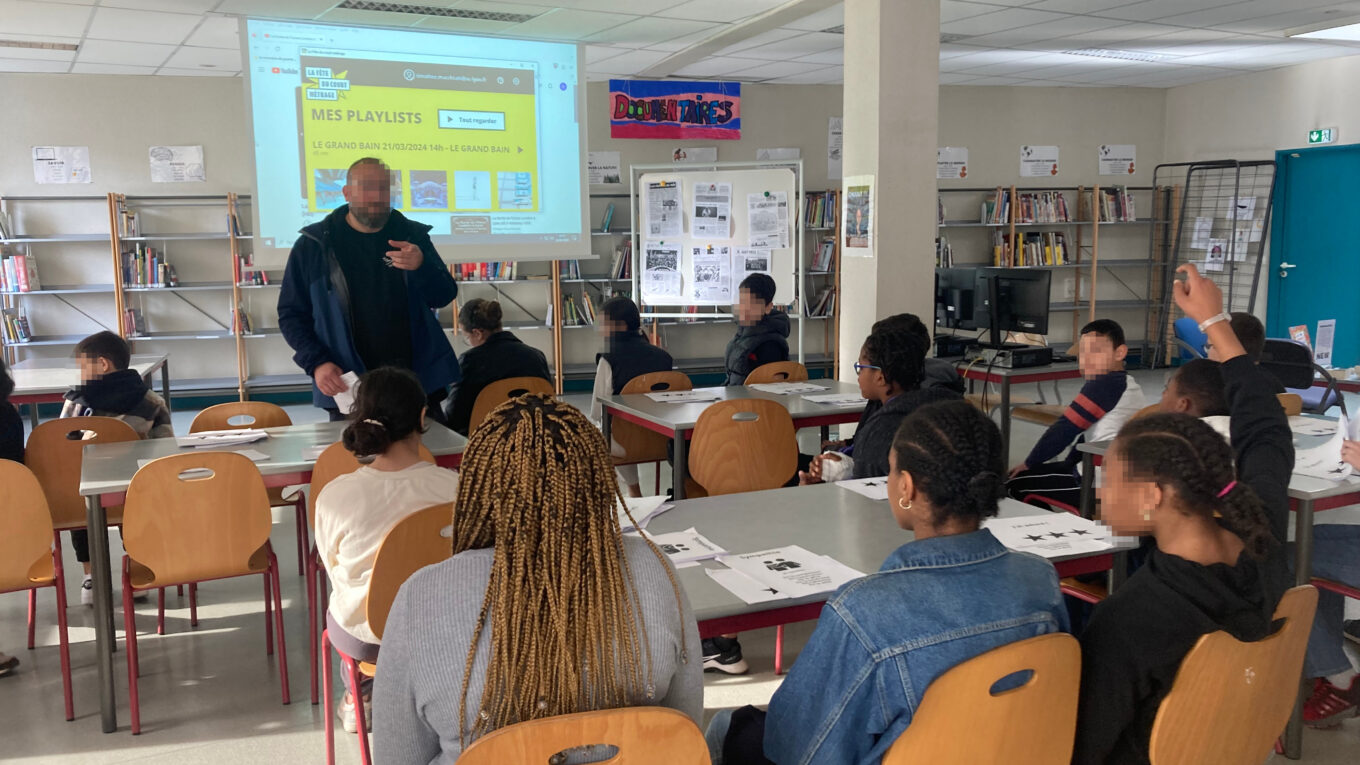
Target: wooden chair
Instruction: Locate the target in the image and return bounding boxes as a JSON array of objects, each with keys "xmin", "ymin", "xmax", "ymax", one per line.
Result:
[
  {"xmin": 120, "ymin": 451, "xmax": 289, "ymax": 735},
  {"xmin": 884, "ymin": 633, "xmax": 1081, "ymax": 764},
  {"xmin": 1148, "ymin": 585, "xmax": 1318, "ymax": 765},
  {"xmin": 1276, "ymin": 393, "xmax": 1303, "ymax": 417},
  {"xmin": 322, "ymin": 503, "xmax": 454, "ymax": 765},
  {"xmin": 0, "ymin": 461, "xmax": 74, "ymax": 721},
  {"xmin": 468, "ymin": 376, "xmax": 554, "ymax": 434},
  {"xmin": 689, "ymin": 399, "xmax": 798, "ymax": 496},
  {"xmin": 613, "ymin": 371, "xmax": 692, "ymax": 494},
  {"xmin": 744, "ymin": 361, "xmax": 809, "ymax": 385},
  {"xmin": 1012, "ymin": 404, "xmax": 1065, "ymax": 428},
  {"xmin": 190, "ymin": 402, "xmax": 309, "ymax": 577},
  {"xmin": 1133, "ymin": 403, "xmax": 1161, "ymax": 420},
  {"xmin": 458, "ymin": 707, "xmax": 709, "ymax": 765},
  {"xmin": 305, "ymin": 441, "xmax": 435, "ymax": 705},
  {"xmin": 25, "ymin": 417, "xmax": 140, "ymax": 638}
]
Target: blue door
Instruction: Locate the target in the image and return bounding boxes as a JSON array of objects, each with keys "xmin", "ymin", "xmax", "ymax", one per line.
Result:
[{"xmin": 1269, "ymin": 145, "xmax": 1360, "ymax": 368}]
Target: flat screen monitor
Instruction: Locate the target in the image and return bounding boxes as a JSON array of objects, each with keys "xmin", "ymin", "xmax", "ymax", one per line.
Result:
[
  {"xmin": 934, "ymin": 267, "xmax": 978, "ymax": 331},
  {"xmin": 975, "ymin": 268, "xmax": 1052, "ymax": 345}
]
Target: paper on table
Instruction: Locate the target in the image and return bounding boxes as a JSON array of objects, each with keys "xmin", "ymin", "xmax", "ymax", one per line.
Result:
[
  {"xmin": 617, "ymin": 495, "xmax": 674, "ymax": 533},
  {"xmin": 301, "ymin": 444, "xmax": 330, "ymax": 461},
  {"xmin": 803, "ymin": 393, "xmax": 869, "ymax": 407},
  {"xmin": 138, "ymin": 448, "xmax": 271, "ymax": 469},
  {"xmin": 707, "ymin": 567, "xmax": 789, "ymax": 604},
  {"xmin": 982, "ymin": 514, "xmax": 1114, "ymax": 559},
  {"xmin": 836, "ymin": 477, "xmax": 889, "ymax": 501},
  {"xmin": 719, "ymin": 545, "xmax": 865, "ymax": 599},
  {"xmin": 749, "ymin": 382, "xmax": 827, "ymax": 395},
  {"xmin": 175, "ymin": 429, "xmax": 268, "ymax": 448},
  {"xmin": 1290, "ymin": 416, "xmax": 1339, "ymax": 438},
  {"xmin": 642, "ymin": 528, "xmax": 727, "ymax": 564},
  {"xmin": 331, "ymin": 371, "xmax": 362, "ymax": 414},
  {"xmin": 645, "ymin": 389, "xmax": 723, "ymax": 403},
  {"xmin": 1294, "ymin": 415, "xmax": 1356, "ymax": 482}
]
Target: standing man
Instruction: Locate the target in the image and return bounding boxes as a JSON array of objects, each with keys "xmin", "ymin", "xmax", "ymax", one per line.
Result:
[{"xmin": 278, "ymin": 157, "xmax": 459, "ymax": 422}]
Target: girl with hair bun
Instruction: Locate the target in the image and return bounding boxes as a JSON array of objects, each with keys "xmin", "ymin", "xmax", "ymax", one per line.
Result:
[
  {"xmin": 315, "ymin": 366, "xmax": 459, "ymax": 733},
  {"xmin": 443, "ymin": 298, "xmax": 552, "ymax": 435},
  {"xmin": 1073, "ymin": 265, "xmax": 1293, "ymax": 764},
  {"xmin": 708, "ymin": 399, "xmax": 1068, "ymax": 764}
]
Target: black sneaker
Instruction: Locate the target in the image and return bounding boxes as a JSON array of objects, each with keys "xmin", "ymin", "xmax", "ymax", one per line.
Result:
[
  {"xmin": 702, "ymin": 637, "xmax": 749, "ymax": 675},
  {"xmin": 1345, "ymin": 620, "xmax": 1360, "ymax": 647}
]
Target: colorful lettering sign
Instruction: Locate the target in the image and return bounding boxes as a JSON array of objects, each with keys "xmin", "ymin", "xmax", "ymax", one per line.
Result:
[{"xmin": 609, "ymin": 79, "xmax": 741, "ymax": 140}]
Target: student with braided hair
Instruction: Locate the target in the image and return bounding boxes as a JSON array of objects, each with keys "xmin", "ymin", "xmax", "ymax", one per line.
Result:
[
  {"xmin": 314, "ymin": 367, "xmax": 459, "ymax": 733},
  {"xmin": 1073, "ymin": 264, "xmax": 1293, "ymax": 765},
  {"xmin": 372, "ymin": 394, "xmax": 701, "ymax": 763},
  {"xmin": 709, "ymin": 400, "xmax": 1068, "ymax": 765}
]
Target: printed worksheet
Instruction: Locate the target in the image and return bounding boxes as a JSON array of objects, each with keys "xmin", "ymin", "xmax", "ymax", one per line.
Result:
[
  {"xmin": 642, "ymin": 528, "xmax": 727, "ymax": 564},
  {"xmin": 982, "ymin": 515, "xmax": 1114, "ymax": 559},
  {"xmin": 719, "ymin": 545, "xmax": 865, "ymax": 599}
]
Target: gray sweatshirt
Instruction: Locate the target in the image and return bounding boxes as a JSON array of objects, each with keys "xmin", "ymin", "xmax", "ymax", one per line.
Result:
[{"xmin": 372, "ymin": 535, "xmax": 704, "ymax": 765}]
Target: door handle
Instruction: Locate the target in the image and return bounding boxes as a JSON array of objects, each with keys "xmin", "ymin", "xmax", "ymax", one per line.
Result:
[{"xmin": 1279, "ymin": 261, "xmax": 1296, "ymax": 278}]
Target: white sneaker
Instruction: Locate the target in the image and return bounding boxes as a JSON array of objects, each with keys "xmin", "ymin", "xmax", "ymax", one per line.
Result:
[
  {"xmin": 340, "ymin": 693, "xmax": 372, "ymax": 734},
  {"xmin": 80, "ymin": 576, "xmax": 93, "ymax": 607}
]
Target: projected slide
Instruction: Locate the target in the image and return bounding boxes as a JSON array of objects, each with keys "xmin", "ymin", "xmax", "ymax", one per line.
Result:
[{"xmin": 243, "ymin": 19, "xmax": 586, "ymax": 259}]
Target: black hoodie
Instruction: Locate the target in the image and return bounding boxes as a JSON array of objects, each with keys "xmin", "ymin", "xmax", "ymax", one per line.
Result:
[
  {"xmin": 848, "ymin": 387, "xmax": 963, "ymax": 479},
  {"xmin": 60, "ymin": 369, "xmax": 173, "ymax": 439},
  {"xmin": 725, "ymin": 310, "xmax": 791, "ymax": 385}
]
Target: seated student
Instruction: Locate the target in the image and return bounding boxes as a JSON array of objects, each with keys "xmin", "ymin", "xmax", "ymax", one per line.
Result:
[
  {"xmin": 800, "ymin": 325, "xmax": 960, "ymax": 483},
  {"xmin": 61, "ymin": 331, "xmax": 173, "ymax": 606},
  {"xmin": 707, "ymin": 400, "xmax": 1068, "ymax": 765},
  {"xmin": 726, "ymin": 273, "xmax": 790, "ymax": 386},
  {"xmin": 373, "ymin": 395, "xmax": 701, "ymax": 763},
  {"xmin": 1211, "ymin": 311, "xmax": 1287, "ymax": 391},
  {"xmin": 315, "ymin": 367, "xmax": 459, "ymax": 734},
  {"xmin": 1157, "ymin": 358, "xmax": 1230, "ymax": 438},
  {"xmin": 1006, "ymin": 319, "xmax": 1145, "ymax": 509},
  {"xmin": 590, "ymin": 296, "xmax": 674, "ymax": 497},
  {"xmin": 443, "ymin": 298, "xmax": 551, "ymax": 435},
  {"xmin": 1073, "ymin": 265, "xmax": 1292, "ymax": 765},
  {"xmin": 0, "ymin": 359, "xmax": 20, "ymax": 678}
]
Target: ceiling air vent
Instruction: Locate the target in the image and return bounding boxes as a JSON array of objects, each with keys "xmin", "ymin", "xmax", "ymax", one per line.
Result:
[{"xmin": 336, "ymin": 1, "xmax": 539, "ymax": 23}]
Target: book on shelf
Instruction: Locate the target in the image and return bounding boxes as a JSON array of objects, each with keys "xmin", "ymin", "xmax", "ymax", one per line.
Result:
[
  {"xmin": 992, "ymin": 229, "xmax": 1012, "ymax": 267},
  {"xmin": 937, "ymin": 196, "xmax": 946, "ymax": 225},
  {"xmin": 600, "ymin": 203, "xmax": 615, "ymax": 233},
  {"xmin": 559, "ymin": 260, "xmax": 582, "ymax": 279},
  {"xmin": 935, "ymin": 236, "xmax": 953, "ymax": 268},
  {"xmin": 122, "ymin": 243, "xmax": 177, "ymax": 288},
  {"xmin": 1098, "ymin": 186, "xmax": 1136, "ymax": 223},
  {"xmin": 811, "ymin": 237, "xmax": 835, "ymax": 272},
  {"xmin": 120, "ymin": 210, "xmax": 140, "ymax": 238},
  {"xmin": 805, "ymin": 286, "xmax": 837, "ymax": 318},
  {"xmin": 1016, "ymin": 191, "xmax": 1069, "ymax": 224},
  {"xmin": 802, "ymin": 191, "xmax": 838, "ymax": 229},
  {"xmin": 1, "ymin": 307, "xmax": 32, "ymax": 343},
  {"xmin": 609, "ymin": 239, "xmax": 634, "ymax": 280},
  {"xmin": 1, "ymin": 252, "xmax": 41, "ymax": 293},
  {"xmin": 455, "ymin": 261, "xmax": 517, "ymax": 281},
  {"xmin": 233, "ymin": 304, "xmax": 254, "ymax": 334},
  {"xmin": 1017, "ymin": 232, "xmax": 1070, "ymax": 266},
  {"xmin": 123, "ymin": 308, "xmax": 147, "ymax": 336},
  {"xmin": 239, "ymin": 268, "xmax": 270, "ymax": 286},
  {"xmin": 982, "ymin": 187, "xmax": 1011, "ymax": 225}
]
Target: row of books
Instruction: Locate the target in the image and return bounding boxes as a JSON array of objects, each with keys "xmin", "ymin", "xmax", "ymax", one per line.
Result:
[
  {"xmin": 455, "ymin": 262, "xmax": 519, "ymax": 281},
  {"xmin": 610, "ymin": 240, "xmax": 633, "ymax": 280},
  {"xmin": 561, "ymin": 292, "xmax": 597, "ymax": 326},
  {"xmin": 1015, "ymin": 232, "xmax": 1071, "ymax": 267},
  {"xmin": 981, "ymin": 188, "xmax": 1011, "ymax": 225},
  {"xmin": 232, "ymin": 305, "xmax": 254, "ymax": 334},
  {"xmin": 811, "ymin": 238, "xmax": 835, "ymax": 272},
  {"xmin": 559, "ymin": 260, "xmax": 582, "ymax": 279},
  {"xmin": 936, "ymin": 236, "xmax": 954, "ymax": 268},
  {"xmin": 239, "ymin": 270, "xmax": 271, "ymax": 286},
  {"xmin": 599, "ymin": 203, "xmax": 617, "ymax": 233},
  {"xmin": 1016, "ymin": 191, "xmax": 1070, "ymax": 224},
  {"xmin": 802, "ymin": 191, "xmax": 838, "ymax": 229},
  {"xmin": 1097, "ymin": 186, "xmax": 1137, "ymax": 222},
  {"xmin": 805, "ymin": 286, "xmax": 836, "ymax": 318},
  {"xmin": 1, "ymin": 253, "xmax": 41, "ymax": 293},
  {"xmin": 122, "ymin": 244, "xmax": 179, "ymax": 288},
  {"xmin": 122, "ymin": 308, "xmax": 147, "ymax": 336},
  {"xmin": 1, "ymin": 307, "xmax": 32, "ymax": 343}
]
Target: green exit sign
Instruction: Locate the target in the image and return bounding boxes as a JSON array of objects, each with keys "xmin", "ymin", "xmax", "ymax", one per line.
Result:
[{"xmin": 1308, "ymin": 127, "xmax": 1337, "ymax": 144}]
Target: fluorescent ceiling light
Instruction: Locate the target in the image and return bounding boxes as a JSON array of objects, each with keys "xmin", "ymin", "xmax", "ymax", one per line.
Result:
[
  {"xmin": 1292, "ymin": 23, "xmax": 1360, "ymax": 41},
  {"xmin": 1064, "ymin": 48, "xmax": 1174, "ymax": 63},
  {"xmin": 0, "ymin": 39, "xmax": 79, "ymax": 52}
]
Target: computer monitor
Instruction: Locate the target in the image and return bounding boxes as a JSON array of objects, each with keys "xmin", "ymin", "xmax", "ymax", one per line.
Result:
[
  {"xmin": 934, "ymin": 267, "xmax": 978, "ymax": 331},
  {"xmin": 974, "ymin": 268, "xmax": 1052, "ymax": 347}
]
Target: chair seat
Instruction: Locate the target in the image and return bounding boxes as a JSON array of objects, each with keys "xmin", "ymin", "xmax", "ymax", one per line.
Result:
[
  {"xmin": 965, "ymin": 392, "xmax": 1037, "ymax": 414},
  {"xmin": 1290, "ymin": 386, "xmax": 1340, "ymax": 411},
  {"xmin": 358, "ymin": 661, "xmax": 376, "ymax": 677},
  {"xmin": 127, "ymin": 544, "xmax": 271, "ymax": 590},
  {"xmin": 55, "ymin": 504, "xmax": 125, "ymax": 531},
  {"xmin": 1, "ymin": 554, "xmax": 54, "ymax": 593},
  {"xmin": 1012, "ymin": 404, "xmax": 1065, "ymax": 427}
]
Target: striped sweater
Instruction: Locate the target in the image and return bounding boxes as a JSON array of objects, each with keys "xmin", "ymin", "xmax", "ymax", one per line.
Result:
[{"xmin": 1023, "ymin": 370, "xmax": 1144, "ymax": 469}]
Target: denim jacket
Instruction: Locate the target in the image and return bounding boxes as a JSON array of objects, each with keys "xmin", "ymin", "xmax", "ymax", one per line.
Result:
[{"xmin": 763, "ymin": 529, "xmax": 1069, "ymax": 765}]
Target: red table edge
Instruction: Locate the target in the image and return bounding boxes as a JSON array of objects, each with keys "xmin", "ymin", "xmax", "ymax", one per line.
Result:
[
  {"xmin": 958, "ymin": 367, "xmax": 1085, "ymax": 385},
  {"xmin": 696, "ymin": 553, "xmax": 1115, "ymax": 639},
  {"xmin": 603, "ymin": 404, "xmax": 863, "ymax": 441},
  {"xmin": 10, "ymin": 392, "xmax": 67, "ymax": 405}
]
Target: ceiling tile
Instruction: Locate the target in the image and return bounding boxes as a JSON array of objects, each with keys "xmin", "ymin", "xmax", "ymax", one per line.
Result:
[
  {"xmin": 964, "ymin": 15, "xmax": 1127, "ymax": 47},
  {"xmin": 211, "ymin": 0, "xmax": 337, "ymax": 16},
  {"xmin": 524, "ymin": 0, "xmax": 676, "ymax": 12},
  {"xmin": 726, "ymin": 60, "xmax": 831, "ymax": 80},
  {"xmin": 71, "ymin": 62, "xmax": 157, "ymax": 75},
  {"xmin": 100, "ymin": 0, "xmax": 220, "ymax": 11},
  {"xmin": 645, "ymin": 24, "xmax": 731, "ymax": 52},
  {"xmin": 939, "ymin": 43, "xmax": 990, "ymax": 59},
  {"xmin": 1025, "ymin": 0, "xmax": 1142, "ymax": 12},
  {"xmin": 315, "ymin": 8, "xmax": 424, "ymax": 27},
  {"xmin": 672, "ymin": 55, "xmax": 772, "ymax": 77},
  {"xmin": 411, "ymin": 17, "xmax": 520, "ymax": 34},
  {"xmin": 504, "ymin": 9, "xmax": 639, "ymax": 40},
  {"xmin": 1046, "ymin": 22, "xmax": 1187, "ymax": 47},
  {"xmin": 732, "ymin": 32, "xmax": 843, "ymax": 61},
  {"xmin": 184, "ymin": 17, "xmax": 242, "ymax": 49},
  {"xmin": 158, "ymin": 66, "xmax": 241, "ymax": 77},
  {"xmin": 0, "ymin": 56, "xmax": 72, "ymax": 73},
  {"xmin": 957, "ymin": 75, "xmax": 1042, "ymax": 85},
  {"xmin": 450, "ymin": 0, "xmax": 556, "ymax": 17},
  {"xmin": 792, "ymin": 48, "xmax": 843, "ymax": 65},
  {"xmin": 943, "ymin": 8, "xmax": 1068, "ymax": 37},
  {"xmin": 585, "ymin": 17, "xmax": 718, "ymax": 47},
  {"xmin": 0, "ymin": 0, "xmax": 94, "ymax": 38},
  {"xmin": 712, "ymin": 27, "xmax": 803, "ymax": 55},
  {"xmin": 939, "ymin": 72, "xmax": 982, "ymax": 84},
  {"xmin": 584, "ymin": 44, "xmax": 631, "ymax": 64},
  {"xmin": 767, "ymin": 65, "xmax": 842, "ymax": 84},
  {"xmin": 779, "ymin": 4, "xmax": 844, "ymax": 33},
  {"xmin": 942, "ymin": 2, "xmax": 1007, "ymax": 24},
  {"xmin": 657, "ymin": 0, "xmax": 786, "ymax": 24},
  {"xmin": 86, "ymin": 6, "xmax": 202, "ymax": 45},
  {"xmin": 1097, "ymin": 0, "xmax": 1243, "ymax": 23},
  {"xmin": 584, "ymin": 48, "xmax": 671, "ymax": 75},
  {"xmin": 162, "ymin": 45, "xmax": 242, "ymax": 71},
  {"xmin": 76, "ymin": 39, "xmax": 177, "ymax": 67}
]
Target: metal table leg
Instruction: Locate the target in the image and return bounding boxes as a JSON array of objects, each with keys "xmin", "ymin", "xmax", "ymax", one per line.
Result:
[
  {"xmin": 159, "ymin": 360, "xmax": 171, "ymax": 412},
  {"xmin": 1079, "ymin": 452, "xmax": 1097, "ymax": 519},
  {"xmin": 28, "ymin": 402, "xmax": 40, "ymax": 430},
  {"xmin": 86, "ymin": 494, "xmax": 118, "ymax": 733},
  {"xmin": 1107, "ymin": 550, "xmax": 1128, "ymax": 594},
  {"xmin": 1283, "ymin": 498, "xmax": 1315, "ymax": 759},
  {"xmin": 673, "ymin": 427, "xmax": 687, "ymax": 500},
  {"xmin": 999, "ymin": 378, "xmax": 1012, "ymax": 460}
]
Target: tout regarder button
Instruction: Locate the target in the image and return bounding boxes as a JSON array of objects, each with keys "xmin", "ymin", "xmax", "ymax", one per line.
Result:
[{"xmin": 437, "ymin": 110, "xmax": 506, "ymax": 131}]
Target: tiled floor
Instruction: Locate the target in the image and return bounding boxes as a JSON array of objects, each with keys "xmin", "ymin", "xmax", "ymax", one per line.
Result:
[{"xmin": 2, "ymin": 374, "xmax": 1358, "ymax": 763}]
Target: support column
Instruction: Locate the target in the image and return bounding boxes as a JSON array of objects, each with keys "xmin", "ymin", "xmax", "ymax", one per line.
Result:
[{"xmin": 839, "ymin": 0, "xmax": 940, "ymax": 381}]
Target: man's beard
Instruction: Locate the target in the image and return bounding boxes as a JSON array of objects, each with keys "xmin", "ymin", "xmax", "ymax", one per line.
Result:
[{"xmin": 351, "ymin": 205, "xmax": 391, "ymax": 230}]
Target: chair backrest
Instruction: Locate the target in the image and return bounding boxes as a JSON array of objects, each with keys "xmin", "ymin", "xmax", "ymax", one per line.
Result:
[
  {"xmin": 0, "ymin": 461, "xmax": 57, "ymax": 592},
  {"xmin": 1276, "ymin": 393, "xmax": 1303, "ymax": 417},
  {"xmin": 469, "ymin": 376, "xmax": 555, "ymax": 435},
  {"xmin": 456, "ymin": 707, "xmax": 709, "ymax": 765},
  {"xmin": 189, "ymin": 401, "xmax": 292, "ymax": 432},
  {"xmin": 1173, "ymin": 318, "xmax": 1209, "ymax": 361},
  {"xmin": 25, "ymin": 416, "xmax": 141, "ymax": 529},
  {"xmin": 122, "ymin": 451, "xmax": 274, "ymax": 585},
  {"xmin": 1132, "ymin": 403, "xmax": 1161, "ymax": 421},
  {"xmin": 614, "ymin": 371, "xmax": 693, "ymax": 463},
  {"xmin": 306, "ymin": 440, "xmax": 436, "ymax": 531},
  {"xmin": 1148, "ymin": 585, "xmax": 1318, "ymax": 765},
  {"xmin": 744, "ymin": 361, "xmax": 809, "ymax": 385},
  {"xmin": 883, "ymin": 633, "xmax": 1081, "ymax": 765},
  {"xmin": 690, "ymin": 399, "xmax": 797, "ymax": 496},
  {"xmin": 1259, "ymin": 339, "xmax": 1316, "ymax": 389},
  {"xmin": 365, "ymin": 502, "xmax": 454, "ymax": 639}
]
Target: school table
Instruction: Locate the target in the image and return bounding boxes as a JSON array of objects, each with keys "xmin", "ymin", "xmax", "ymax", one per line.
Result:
[
  {"xmin": 953, "ymin": 359, "xmax": 1084, "ymax": 459},
  {"xmin": 1075, "ymin": 434, "xmax": 1360, "ymax": 760},
  {"xmin": 76, "ymin": 419, "xmax": 467, "ymax": 733},
  {"xmin": 598, "ymin": 381, "xmax": 868, "ymax": 500},
  {"xmin": 646, "ymin": 482, "xmax": 1138, "ymax": 657},
  {"xmin": 9, "ymin": 353, "xmax": 171, "ymax": 429}
]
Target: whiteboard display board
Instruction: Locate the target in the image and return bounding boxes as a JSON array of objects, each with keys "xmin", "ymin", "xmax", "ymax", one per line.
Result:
[{"xmin": 635, "ymin": 167, "xmax": 798, "ymax": 308}]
